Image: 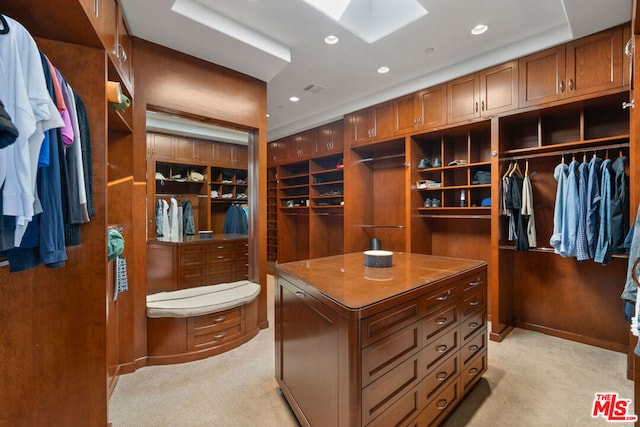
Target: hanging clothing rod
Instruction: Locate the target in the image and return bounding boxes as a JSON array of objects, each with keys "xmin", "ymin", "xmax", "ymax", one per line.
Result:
[
  {"xmin": 501, "ymin": 142, "xmax": 629, "ymax": 162},
  {"xmin": 156, "ymin": 194, "xmax": 209, "ymax": 198},
  {"xmin": 420, "ymin": 214, "xmax": 491, "ymax": 220},
  {"xmin": 357, "ymin": 152, "xmax": 406, "ymax": 163}
]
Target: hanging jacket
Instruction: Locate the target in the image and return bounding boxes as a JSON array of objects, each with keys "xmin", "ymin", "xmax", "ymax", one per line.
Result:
[
  {"xmin": 611, "ymin": 155, "xmax": 629, "ymax": 255},
  {"xmin": 182, "ymin": 199, "xmax": 195, "ymax": 236},
  {"xmin": 594, "ymin": 159, "xmax": 613, "ymax": 265}
]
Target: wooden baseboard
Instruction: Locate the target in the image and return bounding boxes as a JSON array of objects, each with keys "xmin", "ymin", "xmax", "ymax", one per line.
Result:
[{"xmin": 513, "ymin": 320, "xmax": 628, "ymax": 353}]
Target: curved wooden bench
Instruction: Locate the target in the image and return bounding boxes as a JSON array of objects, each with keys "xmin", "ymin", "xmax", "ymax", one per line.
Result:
[{"xmin": 146, "ymin": 280, "xmax": 261, "ymax": 365}]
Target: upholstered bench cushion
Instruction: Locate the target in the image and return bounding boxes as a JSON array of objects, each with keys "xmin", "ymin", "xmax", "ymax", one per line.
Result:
[{"xmin": 146, "ymin": 280, "xmax": 260, "ymax": 318}]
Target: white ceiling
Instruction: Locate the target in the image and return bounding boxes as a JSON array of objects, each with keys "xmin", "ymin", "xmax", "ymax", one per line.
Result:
[{"xmin": 119, "ymin": 0, "xmax": 632, "ymax": 141}]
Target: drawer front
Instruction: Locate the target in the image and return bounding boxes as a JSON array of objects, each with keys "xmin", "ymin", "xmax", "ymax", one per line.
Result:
[
  {"xmin": 206, "ymin": 260, "xmax": 234, "ymax": 274},
  {"xmin": 208, "ymin": 242, "xmax": 236, "ymax": 254},
  {"xmin": 181, "ymin": 246, "xmax": 206, "ymax": 266},
  {"xmin": 423, "ymin": 303, "xmax": 457, "ymax": 341},
  {"xmin": 362, "ymin": 321, "xmax": 422, "ymax": 387},
  {"xmin": 362, "ymin": 353, "xmax": 422, "ymax": 425},
  {"xmin": 367, "ymin": 383, "xmax": 422, "ymax": 427},
  {"xmin": 461, "ymin": 284, "xmax": 486, "ymax": 318},
  {"xmin": 420, "ymin": 375, "xmax": 461, "ymax": 427},
  {"xmin": 424, "ymin": 327, "xmax": 459, "ymax": 371},
  {"xmin": 460, "ymin": 270, "xmax": 486, "ymax": 293},
  {"xmin": 207, "ymin": 250, "xmax": 235, "ymax": 263},
  {"xmin": 188, "ymin": 307, "xmax": 242, "ymax": 334},
  {"xmin": 461, "ymin": 308, "xmax": 486, "ymax": 342},
  {"xmin": 422, "ymin": 353, "xmax": 460, "ymax": 405},
  {"xmin": 461, "ymin": 351, "xmax": 487, "ymax": 394},
  {"xmin": 424, "ymin": 284, "xmax": 457, "ymax": 315},
  {"xmin": 188, "ymin": 322, "xmax": 242, "ymax": 350},
  {"xmin": 461, "ymin": 329, "xmax": 486, "ymax": 366},
  {"xmin": 362, "ymin": 299, "xmax": 423, "ymax": 348},
  {"xmin": 205, "ymin": 272, "xmax": 234, "ymax": 286}
]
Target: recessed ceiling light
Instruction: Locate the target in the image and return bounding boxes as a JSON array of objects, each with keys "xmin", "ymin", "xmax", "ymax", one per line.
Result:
[
  {"xmin": 266, "ymin": 113, "xmax": 270, "ymax": 118},
  {"xmin": 471, "ymin": 24, "xmax": 488, "ymax": 35},
  {"xmin": 324, "ymin": 35, "xmax": 339, "ymax": 45},
  {"xmin": 289, "ymin": 96, "xmax": 300, "ymax": 102},
  {"xmin": 424, "ymin": 47, "xmax": 435, "ymax": 54},
  {"xmin": 377, "ymin": 66, "xmax": 390, "ymax": 74}
]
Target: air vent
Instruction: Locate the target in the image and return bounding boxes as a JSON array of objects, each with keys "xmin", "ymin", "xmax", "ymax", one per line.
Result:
[{"xmin": 303, "ymin": 84, "xmax": 324, "ymax": 94}]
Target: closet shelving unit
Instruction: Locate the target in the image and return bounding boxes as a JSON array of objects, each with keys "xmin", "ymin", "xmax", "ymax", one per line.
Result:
[
  {"xmin": 209, "ymin": 167, "xmax": 248, "ymax": 202},
  {"xmin": 277, "ymin": 160, "xmax": 310, "ymax": 262},
  {"xmin": 267, "ymin": 167, "xmax": 278, "ymax": 268},
  {"xmin": 413, "ymin": 121, "xmax": 492, "ymax": 215},
  {"xmin": 309, "ymin": 153, "xmax": 344, "ymax": 259},
  {"xmin": 344, "ymin": 138, "xmax": 408, "ymax": 253},
  {"xmin": 154, "ymin": 162, "xmax": 210, "ymax": 232},
  {"xmin": 497, "ymin": 91, "xmax": 630, "ymax": 256},
  {"xmin": 492, "ymin": 90, "xmax": 631, "ymax": 352}
]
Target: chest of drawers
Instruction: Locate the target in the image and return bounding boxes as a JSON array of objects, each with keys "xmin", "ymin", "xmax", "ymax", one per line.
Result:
[{"xmin": 275, "ymin": 252, "xmax": 487, "ymax": 426}]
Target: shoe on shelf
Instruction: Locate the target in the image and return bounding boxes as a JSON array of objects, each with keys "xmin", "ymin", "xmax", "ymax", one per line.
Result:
[
  {"xmin": 336, "ymin": 158, "xmax": 344, "ymax": 169},
  {"xmin": 432, "ymin": 199, "xmax": 441, "ymax": 207},
  {"xmin": 424, "ymin": 198, "xmax": 433, "ymax": 208},
  {"xmin": 418, "ymin": 158, "xmax": 432, "ymax": 170},
  {"xmin": 432, "ymin": 157, "xmax": 442, "ymax": 168}
]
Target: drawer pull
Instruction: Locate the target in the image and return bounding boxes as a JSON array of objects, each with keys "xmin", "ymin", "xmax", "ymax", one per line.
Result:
[
  {"xmin": 436, "ymin": 293, "xmax": 453, "ymax": 301},
  {"xmin": 213, "ymin": 316, "xmax": 226, "ymax": 325},
  {"xmin": 469, "ymin": 278, "xmax": 484, "ymax": 287},
  {"xmin": 469, "ymin": 300, "xmax": 480, "ymax": 306},
  {"xmin": 436, "ymin": 371, "xmax": 449, "ymax": 381},
  {"xmin": 436, "ymin": 344, "xmax": 448, "ymax": 353},
  {"xmin": 295, "ymin": 291, "xmax": 307, "ymax": 298},
  {"xmin": 436, "ymin": 317, "xmax": 448, "ymax": 325},
  {"xmin": 469, "ymin": 322, "xmax": 479, "ymax": 329},
  {"xmin": 469, "ymin": 345, "xmax": 479, "ymax": 351},
  {"xmin": 436, "ymin": 399, "xmax": 449, "ymax": 410},
  {"xmin": 469, "ymin": 367, "xmax": 479, "ymax": 376},
  {"xmin": 213, "ymin": 333, "xmax": 226, "ymax": 341},
  {"xmin": 217, "ymin": 256, "xmax": 224, "ymax": 259},
  {"xmin": 217, "ymin": 245, "xmax": 224, "ymax": 249}
]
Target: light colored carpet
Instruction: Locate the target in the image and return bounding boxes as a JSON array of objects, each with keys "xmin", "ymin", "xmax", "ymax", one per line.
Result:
[{"xmin": 109, "ymin": 277, "xmax": 634, "ymax": 426}]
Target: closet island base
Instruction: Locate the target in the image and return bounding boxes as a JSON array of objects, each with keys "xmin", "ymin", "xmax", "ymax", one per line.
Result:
[{"xmin": 275, "ymin": 252, "xmax": 488, "ymax": 426}]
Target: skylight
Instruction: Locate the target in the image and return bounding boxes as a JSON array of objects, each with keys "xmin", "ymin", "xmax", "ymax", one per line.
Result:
[{"xmin": 301, "ymin": 0, "xmax": 428, "ymax": 43}]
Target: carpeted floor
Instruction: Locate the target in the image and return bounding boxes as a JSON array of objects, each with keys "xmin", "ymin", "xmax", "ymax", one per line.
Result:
[{"xmin": 109, "ymin": 277, "xmax": 635, "ymax": 426}]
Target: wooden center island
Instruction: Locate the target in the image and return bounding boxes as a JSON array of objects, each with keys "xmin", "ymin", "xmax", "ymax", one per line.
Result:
[{"xmin": 275, "ymin": 252, "xmax": 488, "ymax": 427}]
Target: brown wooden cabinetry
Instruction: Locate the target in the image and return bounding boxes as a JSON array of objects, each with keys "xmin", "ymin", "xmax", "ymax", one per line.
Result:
[
  {"xmin": 493, "ymin": 91, "xmax": 630, "ymax": 346},
  {"xmin": 147, "ymin": 132, "xmax": 249, "ymax": 238},
  {"xmin": 448, "ymin": 61, "xmax": 518, "ymax": 124},
  {"xmin": 147, "ymin": 235, "xmax": 249, "ymax": 294},
  {"xmin": 418, "ymin": 84, "xmax": 448, "ymax": 130},
  {"xmin": 348, "ymin": 101, "xmax": 394, "ymax": 146},
  {"xmin": 267, "ymin": 167, "xmax": 278, "ymax": 268},
  {"xmin": 214, "ymin": 141, "xmax": 248, "ymax": 167},
  {"xmin": 289, "ymin": 129, "xmax": 317, "ymax": 160},
  {"xmin": 275, "ymin": 253, "xmax": 487, "ymax": 427},
  {"xmin": 519, "ymin": 26, "xmax": 624, "ymax": 107},
  {"xmin": 316, "ymin": 120, "xmax": 344, "ymax": 156},
  {"xmin": 413, "ymin": 121, "xmax": 492, "ymax": 211},
  {"xmin": 147, "ymin": 133, "xmax": 174, "ymax": 160}
]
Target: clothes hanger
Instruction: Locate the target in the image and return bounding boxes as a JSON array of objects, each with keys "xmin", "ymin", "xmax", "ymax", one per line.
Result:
[
  {"xmin": 525, "ymin": 159, "xmax": 529, "ymax": 177},
  {"xmin": 509, "ymin": 160, "xmax": 523, "ymax": 178},
  {"xmin": 0, "ymin": 14, "xmax": 9, "ymax": 35},
  {"xmin": 502, "ymin": 161, "xmax": 514, "ymax": 180}
]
